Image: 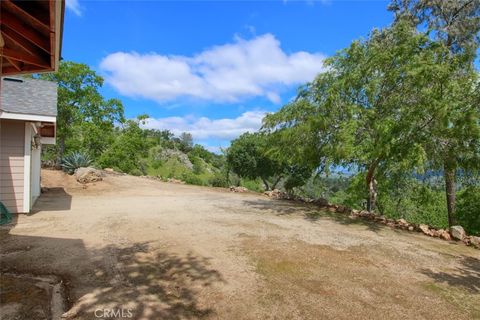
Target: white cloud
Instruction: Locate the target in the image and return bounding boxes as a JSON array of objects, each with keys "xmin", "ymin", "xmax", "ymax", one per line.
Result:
[
  {"xmin": 141, "ymin": 110, "xmax": 266, "ymax": 141},
  {"xmin": 100, "ymin": 34, "xmax": 325, "ymax": 104},
  {"xmin": 66, "ymin": 0, "xmax": 82, "ymax": 16}
]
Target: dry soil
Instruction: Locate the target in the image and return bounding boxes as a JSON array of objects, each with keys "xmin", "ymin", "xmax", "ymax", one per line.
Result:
[{"xmin": 0, "ymin": 169, "xmax": 479, "ymax": 320}]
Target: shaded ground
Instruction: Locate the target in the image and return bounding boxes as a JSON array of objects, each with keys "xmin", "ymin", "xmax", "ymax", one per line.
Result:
[{"xmin": 0, "ymin": 169, "xmax": 479, "ymax": 319}]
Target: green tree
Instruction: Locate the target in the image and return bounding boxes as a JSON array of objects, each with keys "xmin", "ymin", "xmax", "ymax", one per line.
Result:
[
  {"xmin": 98, "ymin": 116, "xmax": 149, "ymax": 174},
  {"xmin": 227, "ymin": 133, "xmax": 283, "ymax": 190},
  {"xmin": 389, "ymin": 0, "xmax": 480, "ymax": 225},
  {"xmin": 37, "ymin": 61, "xmax": 124, "ymax": 163},
  {"xmin": 178, "ymin": 132, "xmax": 194, "ymax": 153},
  {"xmin": 265, "ymin": 21, "xmax": 436, "ymax": 211},
  {"xmin": 227, "ymin": 132, "xmax": 310, "ymax": 191}
]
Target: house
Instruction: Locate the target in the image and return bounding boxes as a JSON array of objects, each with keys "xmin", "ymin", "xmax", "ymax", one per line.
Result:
[
  {"xmin": 0, "ymin": 76, "xmax": 57, "ymax": 213},
  {"xmin": 1, "ymin": 0, "xmax": 64, "ymax": 215}
]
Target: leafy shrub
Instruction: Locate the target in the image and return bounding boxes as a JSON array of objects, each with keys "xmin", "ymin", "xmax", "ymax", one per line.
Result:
[
  {"xmin": 181, "ymin": 172, "xmax": 205, "ymax": 186},
  {"xmin": 457, "ymin": 186, "xmax": 480, "ymax": 235},
  {"xmin": 209, "ymin": 173, "xmax": 229, "ymax": 188},
  {"xmin": 130, "ymin": 168, "xmax": 143, "ymax": 176},
  {"xmin": 240, "ymin": 179, "xmax": 263, "ymax": 192},
  {"xmin": 61, "ymin": 152, "xmax": 92, "ymax": 174}
]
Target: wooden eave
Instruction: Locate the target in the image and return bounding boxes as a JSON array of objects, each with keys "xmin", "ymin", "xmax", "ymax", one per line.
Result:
[{"xmin": 0, "ymin": 0, "xmax": 65, "ymax": 76}]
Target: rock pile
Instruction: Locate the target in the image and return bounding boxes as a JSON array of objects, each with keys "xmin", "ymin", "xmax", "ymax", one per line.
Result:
[
  {"xmin": 167, "ymin": 178, "xmax": 185, "ymax": 184},
  {"xmin": 229, "ymin": 186, "xmax": 248, "ymax": 193},
  {"xmin": 74, "ymin": 167, "xmax": 104, "ymax": 184},
  {"xmin": 265, "ymin": 192, "xmax": 479, "ymax": 249},
  {"xmin": 263, "ymin": 189, "xmax": 288, "ymax": 199}
]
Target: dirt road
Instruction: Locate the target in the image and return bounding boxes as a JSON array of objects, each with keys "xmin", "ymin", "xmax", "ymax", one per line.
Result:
[{"xmin": 1, "ymin": 169, "xmax": 479, "ymax": 319}]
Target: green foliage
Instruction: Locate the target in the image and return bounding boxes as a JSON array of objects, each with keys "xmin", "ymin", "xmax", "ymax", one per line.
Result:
[
  {"xmin": 208, "ymin": 173, "xmax": 229, "ymax": 188},
  {"xmin": 227, "ymin": 132, "xmax": 311, "ymax": 190},
  {"xmin": 178, "ymin": 132, "xmax": 194, "ymax": 153},
  {"xmin": 240, "ymin": 179, "xmax": 264, "ymax": 192},
  {"xmin": 61, "ymin": 152, "xmax": 92, "ymax": 174},
  {"xmin": 457, "ymin": 186, "xmax": 480, "ymax": 235},
  {"xmin": 97, "ymin": 119, "xmax": 148, "ymax": 175},
  {"xmin": 181, "ymin": 172, "xmax": 206, "ymax": 186},
  {"xmin": 37, "ymin": 61, "xmax": 124, "ymax": 163}
]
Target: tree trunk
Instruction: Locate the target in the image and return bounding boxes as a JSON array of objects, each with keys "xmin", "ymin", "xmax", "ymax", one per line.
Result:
[
  {"xmin": 271, "ymin": 176, "xmax": 282, "ymax": 190},
  {"xmin": 366, "ymin": 160, "xmax": 379, "ymax": 212},
  {"xmin": 262, "ymin": 178, "xmax": 270, "ymax": 191},
  {"xmin": 56, "ymin": 136, "xmax": 66, "ymax": 169},
  {"xmin": 444, "ymin": 160, "xmax": 456, "ymax": 227}
]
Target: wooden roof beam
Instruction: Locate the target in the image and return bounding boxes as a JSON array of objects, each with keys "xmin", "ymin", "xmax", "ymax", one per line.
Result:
[
  {"xmin": 2, "ymin": 25, "xmax": 49, "ymax": 59},
  {"xmin": 5, "ymin": 57, "xmax": 23, "ymax": 71},
  {"xmin": 2, "ymin": 48, "xmax": 50, "ymax": 68},
  {"xmin": 2, "ymin": 0, "xmax": 51, "ymax": 34},
  {"xmin": 1, "ymin": 10, "xmax": 51, "ymax": 53}
]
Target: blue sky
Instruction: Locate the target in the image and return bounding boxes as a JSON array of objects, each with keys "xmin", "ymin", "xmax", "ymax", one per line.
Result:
[{"xmin": 63, "ymin": 0, "xmax": 392, "ymax": 151}]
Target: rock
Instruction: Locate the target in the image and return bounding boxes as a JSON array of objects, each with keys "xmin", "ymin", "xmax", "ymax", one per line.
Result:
[
  {"xmin": 104, "ymin": 168, "xmax": 114, "ymax": 172},
  {"xmin": 397, "ymin": 218, "xmax": 408, "ymax": 226},
  {"xmin": 450, "ymin": 226, "xmax": 466, "ymax": 241},
  {"xmin": 430, "ymin": 229, "xmax": 441, "ymax": 237},
  {"xmin": 74, "ymin": 167, "xmax": 104, "ymax": 184},
  {"xmin": 419, "ymin": 224, "xmax": 433, "ymax": 236},
  {"xmin": 408, "ymin": 226, "xmax": 414, "ymax": 231},
  {"xmin": 157, "ymin": 149, "xmax": 193, "ymax": 170},
  {"xmin": 336, "ymin": 205, "xmax": 347, "ymax": 214},
  {"xmin": 264, "ymin": 189, "xmax": 289, "ymax": 199},
  {"xmin": 167, "ymin": 178, "xmax": 185, "ymax": 184},
  {"xmin": 470, "ymin": 236, "xmax": 480, "ymax": 248},
  {"xmin": 439, "ymin": 229, "xmax": 452, "ymax": 241},
  {"xmin": 314, "ymin": 198, "xmax": 329, "ymax": 207},
  {"xmin": 230, "ymin": 186, "xmax": 248, "ymax": 193}
]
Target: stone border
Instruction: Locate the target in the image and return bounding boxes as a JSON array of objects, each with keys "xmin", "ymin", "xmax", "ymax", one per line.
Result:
[{"xmin": 264, "ymin": 190, "xmax": 480, "ymax": 250}]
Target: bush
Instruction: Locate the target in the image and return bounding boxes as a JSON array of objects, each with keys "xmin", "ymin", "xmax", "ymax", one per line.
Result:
[
  {"xmin": 61, "ymin": 152, "xmax": 92, "ymax": 174},
  {"xmin": 130, "ymin": 168, "xmax": 143, "ymax": 176},
  {"xmin": 240, "ymin": 179, "xmax": 263, "ymax": 192},
  {"xmin": 209, "ymin": 173, "xmax": 229, "ymax": 188},
  {"xmin": 181, "ymin": 172, "xmax": 205, "ymax": 186},
  {"xmin": 457, "ymin": 186, "xmax": 480, "ymax": 236}
]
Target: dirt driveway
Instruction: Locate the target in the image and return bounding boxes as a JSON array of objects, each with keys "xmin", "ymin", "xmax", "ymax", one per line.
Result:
[{"xmin": 1, "ymin": 169, "xmax": 479, "ymax": 320}]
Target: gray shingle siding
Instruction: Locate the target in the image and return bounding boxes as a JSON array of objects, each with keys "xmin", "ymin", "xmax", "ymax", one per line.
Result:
[{"xmin": 0, "ymin": 77, "xmax": 57, "ymax": 117}]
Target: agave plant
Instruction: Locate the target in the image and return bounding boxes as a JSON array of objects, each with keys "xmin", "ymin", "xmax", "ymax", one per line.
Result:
[{"xmin": 61, "ymin": 152, "xmax": 93, "ymax": 174}]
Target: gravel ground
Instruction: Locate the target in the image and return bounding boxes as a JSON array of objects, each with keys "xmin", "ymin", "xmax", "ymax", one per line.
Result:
[{"xmin": 0, "ymin": 169, "xmax": 479, "ymax": 320}]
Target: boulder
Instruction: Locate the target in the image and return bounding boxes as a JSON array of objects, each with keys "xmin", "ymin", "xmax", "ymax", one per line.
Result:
[
  {"xmin": 104, "ymin": 168, "xmax": 114, "ymax": 172},
  {"xmin": 167, "ymin": 178, "xmax": 185, "ymax": 184},
  {"xmin": 439, "ymin": 229, "xmax": 452, "ymax": 241},
  {"xmin": 470, "ymin": 236, "xmax": 480, "ymax": 248},
  {"xmin": 75, "ymin": 167, "xmax": 103, "ymax": 184},
  {"xmin": 314, "ymin": 198, "xmax": 329, "ymax": 207},
  {"xmin": 396, "ymin": 218, "xmax": 408, "ymax": 226},
  {"xmin": 336, "ymin": 205, "xmax": 347, "ymax": 214},
  {"xmin": 408, "ymin": 226, "xmax": 414, "ymax": 232},
  {"xmin": 450, "ymin": 226, "xmax": 466, "ymax": 241},
  {"xmin": 230, "ymin": 186, "xmax": 248, "ymax": 193},
  {"xmin": 419, "ymin": 224, "xmax": 433, "ymax": 236},
  {"xmin": 264, "ymin": 189, "xmax": 288, "ymax": 199}
]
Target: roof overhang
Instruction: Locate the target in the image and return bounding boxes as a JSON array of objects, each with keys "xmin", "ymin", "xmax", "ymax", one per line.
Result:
[
  {"xmin": 0, "ymin": 109, "xmax": 56, "ymax": 122},
  {"xmin": 0, "ymin": 0, "xmax": 65, "ymax": 76}
]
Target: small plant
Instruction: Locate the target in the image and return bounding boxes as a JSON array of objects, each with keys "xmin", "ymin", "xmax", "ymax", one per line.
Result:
[{"xmin": 61, "ymin": 152, "xmax": 92, "ymax": 174}]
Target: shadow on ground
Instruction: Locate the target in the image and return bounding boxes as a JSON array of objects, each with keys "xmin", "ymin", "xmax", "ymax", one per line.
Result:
[
  {"xmin": 66, "ymin": 242, "xmax": 224, "ymax": 319},
  {"xmin": 30, "ymin": 188, "xmax": 72, "ymax": 214},
  {"xmin": 1, "ymin": 214, "xmax": 223, "ymax": 319},
  {"xmin": 421, "ymin": 255, "xmax": 480, "ymax": 293},
  {"xmin": 242, "ymin": 199, "xmax": 383, "ymax": 233}
]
